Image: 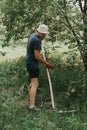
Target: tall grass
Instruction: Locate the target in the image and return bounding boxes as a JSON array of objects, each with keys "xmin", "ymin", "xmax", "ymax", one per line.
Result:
[{"xmin": 0, "ymin": 57, "xmax": 87, "ymax": 130}]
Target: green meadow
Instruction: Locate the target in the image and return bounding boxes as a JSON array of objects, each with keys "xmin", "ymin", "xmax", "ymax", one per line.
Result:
[{"xmin": 0, "ymin": 44, "xmax": 87, "ymax": 130}]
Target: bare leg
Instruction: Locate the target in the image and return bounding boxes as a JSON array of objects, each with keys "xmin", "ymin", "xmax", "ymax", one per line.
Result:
[
  {"xmin": 29, "ymin": 78, "xmax": 39, "ymax": 108},
  {"xmin": 28, "ymin": 83, "xmax": 31, "ymax": 91}
]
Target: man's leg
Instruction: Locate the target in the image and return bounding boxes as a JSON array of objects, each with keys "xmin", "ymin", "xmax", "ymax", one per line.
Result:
[
  {"xmin": 28, "ymin": 83, "xmax": 31, "ymax": 91},
  {"xmin": 29, "ymin": 78, "xmax": 39, "ymax": 108}
]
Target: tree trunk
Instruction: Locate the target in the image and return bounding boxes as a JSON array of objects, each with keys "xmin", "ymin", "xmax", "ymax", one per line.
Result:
[{"xmin": 83, "ymin": 0, "xmax": 87, "ymax": 70}]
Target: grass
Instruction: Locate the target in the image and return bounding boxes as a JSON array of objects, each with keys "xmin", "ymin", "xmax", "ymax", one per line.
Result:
[
  {"xmin": 0, "ymin": 44, "xmax": 26, "ymax": 62},
  {"xmin": 0, "ymin": 56, "xmax": 87, "ymax": 130}
]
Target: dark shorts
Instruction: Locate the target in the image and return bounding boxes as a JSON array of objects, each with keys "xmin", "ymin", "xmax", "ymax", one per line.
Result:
[{"xmin": 27, "ymin": 67, "xmax": 39, "ymax": 79}]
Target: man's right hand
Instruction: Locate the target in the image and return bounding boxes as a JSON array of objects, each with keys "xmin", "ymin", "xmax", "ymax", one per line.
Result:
[{"xmin": 46, "ymin": 63, "xmax": 54, "ymax": 69}]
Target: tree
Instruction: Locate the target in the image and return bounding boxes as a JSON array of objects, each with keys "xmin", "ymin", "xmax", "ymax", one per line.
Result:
[
  {"xmin": 80, "ymin": 0, "xmax": 87, "ymax": 70},
  {"xmin": 2, "ymin": 0, "xmax": 87, "ymax": 70},
  {"xmin": 67, "ymin": 0, "xmax": 87, "ymax": 70},
  {"xmin": 2, "ymin": 0, "xmax": 52, "ymax": 41},
  {"xmin": 47, "ymin": 0, "xmax": 87, "ymax": 70}
]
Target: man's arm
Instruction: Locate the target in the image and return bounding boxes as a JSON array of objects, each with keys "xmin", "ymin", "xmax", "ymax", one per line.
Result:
[
  {"xmin": 34, "ymin": 50, "xmax": 54, "ymax": 69},
  {"xmin": 34, "ymin": 50, "xmax": 48, "ymax": 65}
]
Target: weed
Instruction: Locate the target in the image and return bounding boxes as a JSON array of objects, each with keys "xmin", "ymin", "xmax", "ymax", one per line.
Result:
[{"xmin": 0, "ymin": 57, "xmax": 87, "ymax": 130}]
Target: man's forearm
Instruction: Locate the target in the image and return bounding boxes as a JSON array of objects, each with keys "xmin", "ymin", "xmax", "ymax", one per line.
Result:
[
  {"xmin": 34, "ymin": 50, "xmax": 48, "ymax": 65},
  {"xmin": 36, "ymin": 54, "xmax": 48, "ymax": 65}
]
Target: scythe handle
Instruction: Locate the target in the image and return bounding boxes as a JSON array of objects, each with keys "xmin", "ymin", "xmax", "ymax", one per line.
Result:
[{"xmin": 42, "ymin": 46, "xmax": 55, "ymax": 109}]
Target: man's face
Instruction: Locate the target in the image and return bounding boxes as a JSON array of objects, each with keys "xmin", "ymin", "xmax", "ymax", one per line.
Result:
[{"xmin": 40, "ymin": 33, "xmax": 46, "ymax": 40}]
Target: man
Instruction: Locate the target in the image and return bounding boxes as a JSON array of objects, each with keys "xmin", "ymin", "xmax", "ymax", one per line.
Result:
[{"xmin": 26, "ymin": 24, "xmax": 54, "ymax": 110}]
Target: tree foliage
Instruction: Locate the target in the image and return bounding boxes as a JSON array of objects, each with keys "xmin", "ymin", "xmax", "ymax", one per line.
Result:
[
  {"xmin": 1, "ymin": 0, "xmax": 87, "ymax": 69},
  {"xmin": 2, "ymin": 0, "xmax": 52, "ymax": 41}
]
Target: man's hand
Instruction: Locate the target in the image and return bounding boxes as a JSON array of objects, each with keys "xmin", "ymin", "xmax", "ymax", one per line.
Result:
[{"xmin": 46, "ymin": 63, "xmax": 54, "ymax": 69}]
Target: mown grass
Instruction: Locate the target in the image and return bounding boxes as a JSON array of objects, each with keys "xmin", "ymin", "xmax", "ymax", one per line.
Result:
[{"xmin": 0, "ymin": 57, "xmax": 87, "ymax": 130}]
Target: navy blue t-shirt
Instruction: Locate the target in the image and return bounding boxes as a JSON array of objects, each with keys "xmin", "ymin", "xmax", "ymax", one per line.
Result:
[{"xmin": 26, "ymin": 33, "xmax": 41, "ymax": 69}]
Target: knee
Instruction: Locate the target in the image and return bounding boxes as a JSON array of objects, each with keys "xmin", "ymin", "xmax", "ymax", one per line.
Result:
[
  {"xmin": 31, "ymin": 81, "xmax": 39, "ymax": 89},
  {"xmin": 35, "ymin": 82, "xmax": 39, "ymax": 88},
  {"xmin": 31, "ymin": 78, "xmax": 39, "ymax": 89}
]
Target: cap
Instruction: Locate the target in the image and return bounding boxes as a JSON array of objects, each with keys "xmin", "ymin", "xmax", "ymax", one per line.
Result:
[{"xmin": 37, "ymin": 24, "xmax": 49, "ymax": 34}]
